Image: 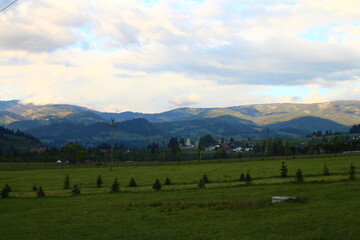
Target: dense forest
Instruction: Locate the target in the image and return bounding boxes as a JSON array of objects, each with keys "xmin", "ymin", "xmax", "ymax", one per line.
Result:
[{"xmin": 0, "ymin": 125, "xmax": 41, "ymax": 156}]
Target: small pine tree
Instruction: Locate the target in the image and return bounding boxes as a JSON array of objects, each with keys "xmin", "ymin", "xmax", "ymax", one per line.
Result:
[
  {"xmin": 1, "ymin": 185, "xmax": 9, "ymax": 198},
  {"xmin": 128, "ymin": 177, "xmax": 137, "ymax": 187},
  {"xmin": 245, "ymin": 171, "xmax": 252, "ymax": 184},
  {"xmin": 37, "ymin": 186, "xmax": 45, "ymax": 197},
  {"xmin": 4, "ymin": 183, "xmax": 11, "ymax": 192},
  {"xmin": 323, "ymin": 163, "xmax": 330, "ymax": 176},
  {"xmin": 202, "ymin": 174, "xmax": 209, "ymax": 183},
  {"xmin": 64, "ymin": 174, "xmax": 70, "ymax": 189},
  {"xmin": 152, "ymin": 179, "xmax": 162, "ymax": 191},
  {"xmin": 164, "ymin": 177, "xmax": 171, "ymax": 185},
  {"xmin": 111, "ymin": 178, "xmax": 120, "ymax": 192},
  {"xmin": 295, "ymin": 169, "xmax": 303, "ymax": 182},
  {"xmin": 96, "ymin": 175, "xmax": 103, "ymax": 188},
  {"xmin": 239, "ymin": 173, "xmax": 245, "ymax": 182},
  {"xmin": 349, "ymin": 163, "xmax": 356, "ymax": 180},
  {"xmin": 198, "ymin": 178, "xmax": 205, "ymax": 188},
  {"xmin": 32, "ymin": 185, "xmax": 38, "ymax": 192},
  {"xmin": 280, "ymin": 161, "xmax": 288, "ymax": 178},
  {"xmin": 72, "ymin": 184, "xmax": 81, "ymax": 195}
]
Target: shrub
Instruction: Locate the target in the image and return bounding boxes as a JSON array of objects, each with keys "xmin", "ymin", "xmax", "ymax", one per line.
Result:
[
  {"xmin": 202, "ymin": 174, "xmax": 209, "ymax": 183},
  {"xmin": 295, "ymin": 169, "xmax": 303, "ymax": 182},
  {"xmin": 4, "ymin": 184, "xmax": 11, "ymax": 192},
  {"xmin": 1, "ymin": 185, "xmax": 9, "ymax": 198},
  {"xmin": 323, "ymin": 163, "xmax": 330, "ymax": 176},
  {"xmin": 128, "ymin": 177, "xmax": 137, "ymax": 187},
  {"xmin": 37, "ymin": 186, "xmax": 45, "ymax": 197},
  {"xmin": 64, "ymin": 174, "xmax": 70, "ymax": 189},
  {"xmin": 32, "ymin": 185, "xmax": 38, "ymax": 192},
  {"xmin": 72, "ymin": 184, "xmax": 81, "ymax": 195},
  {"xmin": 349, "ymin": 164, "xmax": 356, "ymax": 180},
  {"xmin": 164, "ymin": 177, "xmax": 171, "ymax": 185},
  {"xmin": 239, "ymin": 173, "xmax": 245, "ymax": 182},
  {"xmin": 198, "ymin": 178, "xmax": 205, "ymax": 188},
  {"xmin": 152, "ymin": 179, "xmax": 162, "ymax": 191},
  {"xmin": 111, "ymin": 178, "xmax": 120, "ymax": 192},
  {"xmin": 96, "ymin": 175, "xmax": 103, "ymax": 188},
  {"xmin": 245, "ymin": 171, "xmax": 252, "ymax": 184},
  {"xmin": 280, "ymin": 161, "xmax": 288, "ymax": 178}
]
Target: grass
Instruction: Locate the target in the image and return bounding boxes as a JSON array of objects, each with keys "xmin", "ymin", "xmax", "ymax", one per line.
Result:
[{"xmin": 1, "ymin": 154, "xmax": 360, "ymax": 239}]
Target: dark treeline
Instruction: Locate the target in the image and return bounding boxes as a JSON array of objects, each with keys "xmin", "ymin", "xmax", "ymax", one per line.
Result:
[
  {"xmin": 0, "ymin": 125, "xmax": 41, "ymax": 144},
  {"xmin": 305, "ymin": 129, "xmax": 341, "ymax": 138},
  {"xmin": 349, "ymin": 124, "xmax": 360, "ymax": 134},
  {"xmin": 1, "ymin": 133, "xmax": 360, "ymax": 165},
  {"xmin": 259, "ymin": 136, "xmax": 360, "ymax": 156}
]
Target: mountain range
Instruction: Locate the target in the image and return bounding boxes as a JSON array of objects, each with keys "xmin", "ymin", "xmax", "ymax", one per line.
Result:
[{"xmin": 0, "ymin": 100, "xmax": 358, "ymax": 147}]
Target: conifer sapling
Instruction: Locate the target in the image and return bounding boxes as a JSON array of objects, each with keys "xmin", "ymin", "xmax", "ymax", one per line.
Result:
[
  {"xmin": 152, "ymin": 179, "xmax": 162, "ymax": 191},
  {"xmin": 323, "ymin": 163, "xmax": 330, "ymax": 176},
  {"xmin": 349, "ymin": 163, "xmax": 356, "ymax": 180},
  {"xmin": 245, "ymin": 171, "xmax": 252, "ymax": 184},
  {"xmin": 64, "ymin": 174, "xmax": 70, "ymax": 189},
  {"xmin": 96, "ymin": 175, "xmax": 103, "ymax": 188},
  {"xmin": 239, "ymin": 173, "xmax": 245, "ymax": 182},
  {"xmin": 280, "ymin": 161, "xmax": 288, "ymax": 178},
  {"xmin": 111, "ymin": 178, "xmax": 120, "ymax": 192},
  {"xmin": 164, "ymin": 176, "xmax": 171, "ymax": 185},
  {"xmin": 4, "ymin": 183, "xmax": 11, "ymax": 192},
  {"xmin": 202, "ymin": 174, "xmax": 209, "ymax": 183},
  {"xmin": 72, "ymin": 184, "xmax": 81, "ymax": 195},
  {"xmin": 198, "ymin": 178, "xmax": 205, "ymax": 188},
  {"xmin": 128, "ymin": 177, "xmax": 137, "ymax": 187},
  {"xmin": 295, "ymin": 169, "xmax": 303, "ymax": 182},
  {"xmin": 37, "ymin": 186, "xmax": 45, "ymax": 197},
  {"xmin": 1, "ymin": 185, "xmax": 9, "ymax": 198}
]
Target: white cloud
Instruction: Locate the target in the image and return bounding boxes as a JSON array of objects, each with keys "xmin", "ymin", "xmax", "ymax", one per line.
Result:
[
  {"xmin": 169, "ymin": 94, "xmax": 201, "ymax": 107},
  {"xmin": 0, "ymin": 0, "xmax": 359, "ymax": 112}
]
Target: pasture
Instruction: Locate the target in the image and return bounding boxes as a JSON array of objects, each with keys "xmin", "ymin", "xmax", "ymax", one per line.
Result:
[{"xmin": 1, "ymin": 154, "xmax": 360, "ymax": 240}]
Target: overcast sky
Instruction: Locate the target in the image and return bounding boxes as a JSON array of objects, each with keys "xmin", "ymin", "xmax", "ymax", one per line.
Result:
[{"xmin": 0, "ymin": 0, "xmax": 359, "ymax": 113}]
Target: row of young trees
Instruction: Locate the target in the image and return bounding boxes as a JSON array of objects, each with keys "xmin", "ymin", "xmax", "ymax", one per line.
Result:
[{"xmin": 3, "ymin": 162, "xmax": 356, "ymax": 198}]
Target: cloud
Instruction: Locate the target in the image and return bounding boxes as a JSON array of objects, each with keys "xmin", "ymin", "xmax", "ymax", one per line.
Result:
[
  {"xmin": 169, "ymin": 94, "xmax": 201, "ymax": 107},
  {"xmin": 0, "ymin": 0, "xmax": 359, "ymax": 112},
  {"xmin": 0, "ymin": 1, "xmax": 88, "ymax": 51}
]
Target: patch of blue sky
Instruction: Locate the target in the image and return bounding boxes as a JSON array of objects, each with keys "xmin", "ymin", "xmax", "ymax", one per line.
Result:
[
  {"xmin": 69, "ymin": 25, "xmax": 122, "ymax": 53},
  {"xmin": 137, "ymin": 0, "xmax": 159, "ymax": 7},
  {"xmin": 299, "ymin": 25, "xmax": 341, "ymax": 43},
  {"xmin": 261, "ymin": 86, "xmax": 311, "ymax": 98},
  {"xmin": 184, "ymin": 0, "xmax": 204, "ymax": 2}
]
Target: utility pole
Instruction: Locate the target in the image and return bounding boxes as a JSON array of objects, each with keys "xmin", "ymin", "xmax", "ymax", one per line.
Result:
[
  {"xmin": 109, "ymin": 118, "xmax": 117, "ymax": 171},
  {"xmin": 266, "ymin": 128, "xmax": 270, "ymax": 155}
]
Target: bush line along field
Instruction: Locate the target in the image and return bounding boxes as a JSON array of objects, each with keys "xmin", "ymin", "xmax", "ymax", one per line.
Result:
[{"xmin": 1, "ymin": 154, "xmax": 360, "ymax": 240}]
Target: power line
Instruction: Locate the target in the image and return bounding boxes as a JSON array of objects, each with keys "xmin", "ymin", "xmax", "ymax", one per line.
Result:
[{"xmin": 0, "ymin": 0, "xmax": 18, "ymax": 13}]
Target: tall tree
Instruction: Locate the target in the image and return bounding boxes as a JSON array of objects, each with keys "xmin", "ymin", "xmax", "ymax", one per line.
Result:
[
  {"xmin": 199, "ymin": 134, "xmax": 215, "ymax": 147},
  {"xmin": 168, "ymin": 137, "xmax": 179, "ymax": 154},
  {"xmin": 62, "ymin": 143, "xmax": 86, "ymax": 164}
]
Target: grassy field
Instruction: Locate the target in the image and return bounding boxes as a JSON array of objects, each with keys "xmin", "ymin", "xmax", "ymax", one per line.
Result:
[{"xmin": 1, "ymin": 154, "xmax": 360, "ymax": 239}]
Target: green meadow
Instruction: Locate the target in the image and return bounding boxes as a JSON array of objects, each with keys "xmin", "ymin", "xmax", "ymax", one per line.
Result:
[{"xmin": 1, "ymin": 154, "xmax": 360, "ymax": 240}]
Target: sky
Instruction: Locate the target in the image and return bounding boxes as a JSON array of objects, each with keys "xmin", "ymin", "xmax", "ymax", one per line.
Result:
[{"xmin": 0, "ymin": 0, "xmax": 359, "ymax": 113}]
